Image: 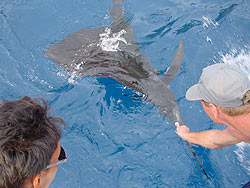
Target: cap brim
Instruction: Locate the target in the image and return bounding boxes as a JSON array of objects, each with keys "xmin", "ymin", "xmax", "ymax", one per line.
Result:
[{"xmin": 186, "ymin": 84, "xmax": 204, "ymax": 101}]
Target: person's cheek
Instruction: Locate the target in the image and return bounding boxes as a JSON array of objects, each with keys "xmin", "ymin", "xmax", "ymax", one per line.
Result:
[{"xmin": 40, "ymin": 167, "xmax": 59, "ymax": 188}]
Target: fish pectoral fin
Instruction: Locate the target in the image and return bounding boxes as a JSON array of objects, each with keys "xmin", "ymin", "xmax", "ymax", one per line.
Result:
[
  {"xmin": 163, "ymin": 40, "xmax": 183, "ymax": 85},
  {"xmin": 44, "ymin": 27, "xmax": 105, "ymax": 66}
]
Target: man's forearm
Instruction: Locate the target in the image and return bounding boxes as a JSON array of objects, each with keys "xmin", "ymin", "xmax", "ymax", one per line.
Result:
[
  {"xmin": 184, "ymin": 130, "xmax": 223, "ymax": 149},
  {"xmin": 183, "ymin": 129, "xmax": 240, "ymax": 149}
]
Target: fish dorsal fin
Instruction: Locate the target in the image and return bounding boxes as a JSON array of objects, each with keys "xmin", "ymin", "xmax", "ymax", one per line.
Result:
[{"xmin": 163, "ymin": 40, "xmax": 183, "ymax": 85}]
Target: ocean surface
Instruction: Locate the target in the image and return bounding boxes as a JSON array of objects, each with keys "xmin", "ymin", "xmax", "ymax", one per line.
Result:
[{"xmin": 0, "ymin": 0, "xmax": 249, "ymax": 187}]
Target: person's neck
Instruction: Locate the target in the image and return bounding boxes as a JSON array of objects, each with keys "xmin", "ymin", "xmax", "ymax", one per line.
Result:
[{"xmin": 221, "ymin": 112, "xmax": 250, "ymax": 142}]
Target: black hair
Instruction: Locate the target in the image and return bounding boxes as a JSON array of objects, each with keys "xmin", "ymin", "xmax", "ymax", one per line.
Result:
[{"xmin": 0, "ymin": 96, "xmax": 65, "ymax": 188}]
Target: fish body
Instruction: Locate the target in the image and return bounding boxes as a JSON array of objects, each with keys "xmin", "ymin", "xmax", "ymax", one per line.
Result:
[{"xmin": 44, "ymin": 1, "xmax": 183, "ymax": 124}]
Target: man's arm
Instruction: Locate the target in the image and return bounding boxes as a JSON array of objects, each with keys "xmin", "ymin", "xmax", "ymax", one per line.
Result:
[{"xmin": 175, "ymin": 122, "xmax": 241, "ymax": 149}]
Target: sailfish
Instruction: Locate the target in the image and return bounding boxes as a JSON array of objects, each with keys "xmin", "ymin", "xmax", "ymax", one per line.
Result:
[{"xmin": 44, "ymin": 0, "xmax": 209, "ymax": 179}]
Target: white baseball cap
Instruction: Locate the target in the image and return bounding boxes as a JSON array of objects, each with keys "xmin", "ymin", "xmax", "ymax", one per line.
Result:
[{"xmin": 186, "ymin": 63, "xmax": 250, "ymax": 107}]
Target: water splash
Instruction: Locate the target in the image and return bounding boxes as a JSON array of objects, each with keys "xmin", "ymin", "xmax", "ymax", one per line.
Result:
[
  {"xmin": 202, "ymin": 16, "xmax": 218, "ymax": 28},
  {"xmin": 234, "ymin": 142, "xmax": 250, "ymax": 175},
  {"xmin": 97, "ymin": 27, "xmax": 129, "ymax": 52},
  {"xmin": 206, "ymin": 36, "xmax": 212, "ymax": 44},
  {"xmin": 219, "ymin": 49, "xmax": 250, "ymax": 79}
]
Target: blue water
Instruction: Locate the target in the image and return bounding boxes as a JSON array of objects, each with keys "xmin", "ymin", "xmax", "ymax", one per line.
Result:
[{"xmin": 0, "ymin": 0, "xmax": 250, "ymax": 187}]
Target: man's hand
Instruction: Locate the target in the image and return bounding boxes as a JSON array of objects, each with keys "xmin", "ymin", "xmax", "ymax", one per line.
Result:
[{"xmin": 175, "ymin": 122, "xmax": 190, "ymax": 140}]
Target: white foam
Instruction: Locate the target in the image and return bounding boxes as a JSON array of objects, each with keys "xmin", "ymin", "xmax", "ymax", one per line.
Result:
[
  {"xmin": 206, "ymin": 36, "xmax": 212, "ymax": 44},
  {"xmin": 219, "ymin": 49, "xmax": 250, "ymax": 79},
  {"xmin": 234, "ymin": 142, "xmax": 250, "ymax": 175},
  {"xmin": 68, "ymin": 71, "xmax": 79, "ymax": 84},
  {"xmin": 202, "ymin": 16, "xmax": 219, "ymax": 28},
  {"xmin": 97, "ymin": 27, "xmax": 129, "ymax": 52}
]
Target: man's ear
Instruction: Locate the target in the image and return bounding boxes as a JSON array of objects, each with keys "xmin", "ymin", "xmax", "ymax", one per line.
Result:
[
  {"xmin": 31, "ymin": 174, "xmax": 41, "ymax": 188},
  {"xmin": 209, "ymin": 103, "xmax": 221, "ymax": 118}
]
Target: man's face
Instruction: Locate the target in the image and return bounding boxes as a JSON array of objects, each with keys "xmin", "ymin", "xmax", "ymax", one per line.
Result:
[
  {"xmin": 201, "ymin": 100, "xmax": 220, "ymax": 124},
  {"xmin": 39, "ymin": 142, "xmax": 61, "ymax": 188}
]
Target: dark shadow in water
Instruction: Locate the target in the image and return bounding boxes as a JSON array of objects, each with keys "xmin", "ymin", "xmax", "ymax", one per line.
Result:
[{"xmin": 215, "ymin": 4, "xmax": 238, "ymax": 22}]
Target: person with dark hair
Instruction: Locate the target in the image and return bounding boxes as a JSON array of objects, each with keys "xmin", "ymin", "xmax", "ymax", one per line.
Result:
[
  {"xmin": 0, "ymin": 96, "xmax": 67, "ymax": 188},
  {"xmin": 175, "ymin": 63, "xmax": 250, "ymax": 149}
]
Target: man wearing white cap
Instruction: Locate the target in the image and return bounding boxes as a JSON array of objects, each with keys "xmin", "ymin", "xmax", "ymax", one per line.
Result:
[{"xmin": 175, "ymin": 63, "xmax": 250, "ymax": 149}]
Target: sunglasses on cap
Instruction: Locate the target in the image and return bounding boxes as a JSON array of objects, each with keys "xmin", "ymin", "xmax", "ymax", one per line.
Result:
[{"xmin": 45, "ymin": 146, "xmax": 67, "ymax": 170}]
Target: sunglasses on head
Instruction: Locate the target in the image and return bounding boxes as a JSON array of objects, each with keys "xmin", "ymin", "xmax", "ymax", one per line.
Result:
[{"xmin": 45, "ymin": 146, "xmax": 67, "ymax": 170}]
